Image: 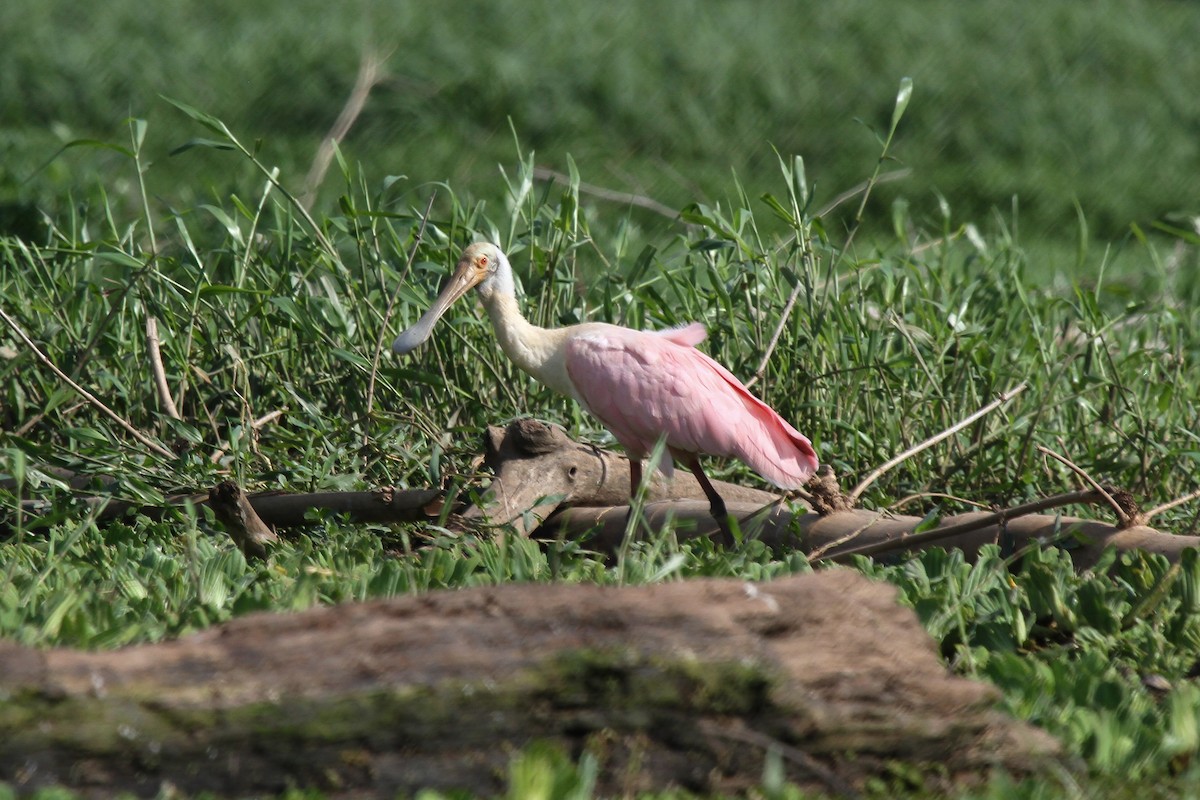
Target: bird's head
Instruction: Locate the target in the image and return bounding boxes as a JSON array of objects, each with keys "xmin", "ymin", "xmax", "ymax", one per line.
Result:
[{"xmin": 392, "ymin": 242, "xmax": 509, "ymax": 355}]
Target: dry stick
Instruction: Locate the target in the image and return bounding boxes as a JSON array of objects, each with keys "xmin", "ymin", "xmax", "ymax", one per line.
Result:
[
  {"xmin": 532, "ymin": 167, "xmax": 680, "ymax": 219},
  {"xmin": 757, "ymin": 168, "xmax": 914, "ymax": 263},
  {"xmin": 847, "ymin": 382, "xmax": 1028, "ymax": 506},
  {"xmin": 299, "ymin": 50, "xmax": 388, "ymax": 211},
  {"xmin": 12, "ymin": 413, "xmax": 43, "ymax": 439},
  {"xmin": 363, "ymin": 193, "xmax": 437, "ymax": 446},
  {"xmin": 145, "ymin": 316, "xmax": 181, "ymax": 420},
  {"xmin": 1144, "ymin": 487, "xmax": 1200, "ymax": 524},
  {"xmin": 208, "ymin": 409, "xmax": 287, "ymax": 464},
  {"xmin": 807, "ymin": 511, "xmax": 892, "ymax": 561},
  {"xmin": 747, "ymin": 167, "xmax": 912, "ymax": 390},
  {"xmin": 813, "ymin": 487, "xmax": 1107, "ymax": 564},
  {"xmin": 14, "ymin": 259, "xmax": 155, "ymax": 438},
  {"xmin": 252, "ymin": 409, "xmax": 285, "ymax": 428},
  {"xmin": 1036, "ymin": 444, "xmax": 1133, "ymax": 527},
  {"xmin": 889, "ymin": 491, "xmax": 990, "ymax": 512},
  {"xmin": 0, "ymin": 305, "xmax": 175, "ymax": 460},
  {"xmin": 744, "ymin": 245, "xmax": 811, "ymax": 391},
  {"xmin": 813, "ymin": 168, "xmax": 913, "ymax": 219}
]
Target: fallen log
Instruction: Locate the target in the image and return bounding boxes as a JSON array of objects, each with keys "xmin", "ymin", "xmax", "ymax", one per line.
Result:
[
  {"xmin": 9, "ymin": 419, "xmax": 1198, "ymax": 567},
  {"xmin": 12, "ymin": 487, "xmax": 442, "ymax": 532},
  {"xmin": 480, "ymin": 421, "xmax": 1200, "ymax": 567},
  {"xmin": 7, "ymin": 419, "xmax": 779, "ymax": 538},
  {"xmin": 464, "ymin": 417, "xmax": 782, "ymax": 535},
  {"xmin": 543, "ymin": 502, "xmax": 1200, "ymax": 568},
  {"xmin": 0, "ymin": 571, "xmax": 1059, "ymax": 797}
]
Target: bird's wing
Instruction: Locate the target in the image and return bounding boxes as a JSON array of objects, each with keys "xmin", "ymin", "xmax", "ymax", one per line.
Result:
[
  {"xmin": 683, "ymin": 347, "xmax": 819, "ymax": 488},
  {"xmin": 656, "ymin": 322, "xmax": 707, "ymax": 347},
  {"xmin": 564, "ymin": 327, "xmax": 818, "ymax": 488}
]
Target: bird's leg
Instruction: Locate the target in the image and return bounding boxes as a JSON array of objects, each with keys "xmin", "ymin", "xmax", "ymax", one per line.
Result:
[
  {"xmin": 624, "ymin": 459, "xmax": 644, "ymax": 540},
  {"xmin": 685, "ymin": 458, "xmax": 736, "ymax": 548}
]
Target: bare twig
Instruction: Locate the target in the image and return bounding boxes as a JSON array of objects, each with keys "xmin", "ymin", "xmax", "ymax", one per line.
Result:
[
  {"xmin": 1144, "ymin": 487, "xmax": 1200, "ymax": 524},
  {"xmin": 532, "ymin": 167, "xmax": 679, "ymax": 219},
  {"xmin": 208, "ymin": 408, "xmax": 287, "ymax": 464},
  {"xmin": 145, "ymin": 316, "xmax": 181, "ymax": 420},
  {"xmin": 750, "ymin": 99, "xmax": 914, "ymax": 388},
  {"xmin": 889, "ymin": 492, "xmax": 990, "ymax": 512},
  {"xmin": 744, "ymin": 243, "xmax": 811, "ymax": 390},
  {"xmin": 814, "ymin": 168, "xmax": 912, "ymax": 219},
  {"xmin": 1036, "ymin": 444, "xmax": 1135, "ymax": 527},
  {"xmin": 15, "ymin": 257, "xmax": 155, "ymax": 437},
  {"xmin": 300, "ymin": 50, "xmax": 389, "ymax": 210},
  {"xmin": 252, "ymin": 409, "xmax": 286, "ymax": 428},
  {"xmin": 364, "ymin": 193, "xmax": 437, "ymax": 445},
  {"xmin": 807, "ymin": 511, "xmax": 891, "ymax": 561},
  {"xmin": 746, "ymin": 172, "xmax": 911, "ymax": 390},
  {"xmin": 815, "ymin": 487, "xmax": 1106, "ymax": 564},
  {"xmin": 0, "ymin": 304, "xmax": 175, "ymax": 459},
  {"xmin": 847, "ymin": 383, "xmax": 1028, "ymax": 505},
  {"xmin": 13, "ymin": 411, "xmax": 45, "ymax": 438}
]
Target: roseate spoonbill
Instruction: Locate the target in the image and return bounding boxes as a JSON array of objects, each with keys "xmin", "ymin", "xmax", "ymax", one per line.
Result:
[{"xmin": 392, "ymin": 242, "xmax": 818, "ymax": 542}]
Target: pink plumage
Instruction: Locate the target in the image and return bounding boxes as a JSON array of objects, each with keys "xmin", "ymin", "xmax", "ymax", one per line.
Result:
[
  {"xmin": 392, "ymin": 242, "xmax": 822, "ymax": 541},
  {"xmin": 564, "ymin": 322, "xmax": 818, "ymax": 488}
]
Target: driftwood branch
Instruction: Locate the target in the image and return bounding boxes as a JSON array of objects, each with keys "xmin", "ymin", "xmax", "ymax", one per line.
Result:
[
  {"xmin": 10, "ymin": 419, "xmax": 1198, "ymax": 569},
  {"xmin": 15, "ymin": 487, "xmax": 442, "ymax": 533},
  {"xmin": 469, "ymin": 420, "xmax": 1198, "ymax": 567},
  {"xmin": 207, "ymin": 480, "xmax": 279, "ymax": 558},
  {"xmin": 543, "ymin": 502, "xmax": 1200, "ymax": 569},
  {"xmin": 0, "ymin": 571, "xmax": 1058, "ymax": 797},
  {"xmin": 464, "ymin": 419, "xmax": 782, "ymax": 536},
  {"xmin": 812, "ymin": 488, "xmax": 1113, "ymax": 563}
]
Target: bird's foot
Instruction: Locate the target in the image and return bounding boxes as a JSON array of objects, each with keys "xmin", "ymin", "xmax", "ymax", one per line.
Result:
[{"xmin": 712, "ymin": 510, "xmax": 738, "ymax": 550}]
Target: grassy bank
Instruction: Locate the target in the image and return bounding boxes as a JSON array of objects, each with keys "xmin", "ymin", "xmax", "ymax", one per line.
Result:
[
  {"xmin": 2, "ymin": 95, "xmax": 1200, "ymax": 793},
  {"xmin": 4, "ymin": 3, "xmax": 1200, "ymax": 791}
]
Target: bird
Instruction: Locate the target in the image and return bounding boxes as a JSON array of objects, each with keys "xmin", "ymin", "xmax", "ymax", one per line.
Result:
[{"xmin": 392, "ymin": 242, "xmax": 819, "ymax": 544}]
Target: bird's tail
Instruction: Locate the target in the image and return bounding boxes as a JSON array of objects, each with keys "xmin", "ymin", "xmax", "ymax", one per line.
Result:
[{"xmin": 734, "ymin": 403, "xmax": 819, "ymax": 490}]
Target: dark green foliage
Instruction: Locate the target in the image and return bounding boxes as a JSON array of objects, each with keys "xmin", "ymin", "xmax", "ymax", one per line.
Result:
[
  {"xmin": 862, "ymin": 545, "xmax": 1200, "ymax": 779},
  {"xmin": 3, "ymin": 1, "xmax": 1199, "ymax": 245},
  {"xmin": 2, "ymin": 83, "xmax": 1200, "ymax": 797}
]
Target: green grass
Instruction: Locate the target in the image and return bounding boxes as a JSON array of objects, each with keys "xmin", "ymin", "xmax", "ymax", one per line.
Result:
[
  {"xmin": 3, "ymin": 69, "xmax": 1200, "ymax": 797},
  {"xmin": 3, "ymin": 0, "xmax": 1199, "ymax": 253}
]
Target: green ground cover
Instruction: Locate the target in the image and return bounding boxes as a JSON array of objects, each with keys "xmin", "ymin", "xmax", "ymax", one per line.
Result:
[
  {"xmin": 2, "ymin": 0, "xmax": 1198, "ymax": 251},
  {"xmin": 4, "ymin": 2, "xmax": 1200, "ymax": 795}
]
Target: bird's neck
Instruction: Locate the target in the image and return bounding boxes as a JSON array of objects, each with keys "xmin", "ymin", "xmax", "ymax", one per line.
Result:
[{"xmin": 482, "ymin": 291, "xmax": 575, "ymax": 397}]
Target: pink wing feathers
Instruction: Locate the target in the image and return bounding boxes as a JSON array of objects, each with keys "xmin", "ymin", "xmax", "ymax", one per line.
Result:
[{"xmin": 564, "ymin": 323, "xmax": 818, "ymax": 488}]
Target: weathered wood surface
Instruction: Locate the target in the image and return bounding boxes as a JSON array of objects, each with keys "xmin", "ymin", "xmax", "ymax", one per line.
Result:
[
  {"xmin": 10, "ymin": 419, "xmax": 1198, "ymax": 566},
  {"xmin": 545, "ymin": 502, "xmax": 1199, "ymax": 568},
  {"xmin": 463, "ymin": 417, "xmax": 782, "ymax": 535},
  {"xmin": 0, "ymin": 571, "xmax": 1059, "ymax": 797}
]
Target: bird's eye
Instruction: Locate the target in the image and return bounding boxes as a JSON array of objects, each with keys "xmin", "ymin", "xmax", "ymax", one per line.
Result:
[{"xmin": 479, "ymin": 255, "xmax": 489, "ymax": 267}]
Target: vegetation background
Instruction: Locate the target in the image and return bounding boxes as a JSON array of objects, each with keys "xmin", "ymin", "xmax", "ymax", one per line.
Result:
[
  {"xmin": 4, "ymin": 0, "xmax": 1199, "ymax": 254},
  {"xmin": 3, "ymin": 0, "xmax": 1200, "ymax": 797}
]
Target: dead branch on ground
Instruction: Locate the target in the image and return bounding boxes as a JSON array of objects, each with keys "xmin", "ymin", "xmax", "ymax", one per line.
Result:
[
  {"xmin": 0, "ymin": 571, "xmax": 1059, "ymax": 797},
  {"xmin": 12, "ymin": 419, "xmax": 1199, "ymax": 570}
]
